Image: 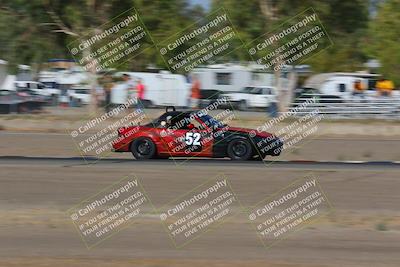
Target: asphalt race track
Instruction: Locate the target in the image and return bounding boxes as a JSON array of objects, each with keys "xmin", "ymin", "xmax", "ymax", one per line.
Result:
[
  {"xmin": 2, "ymin": 155, "xmax": 400, "ymax": 170},
  {"xmin": 1, "ymin": 152, "xmax": 400, "ymax": 267}
]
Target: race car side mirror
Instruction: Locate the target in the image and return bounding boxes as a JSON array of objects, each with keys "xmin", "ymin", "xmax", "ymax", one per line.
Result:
[{"xmin": 160, "ymin": 121, "xmax": 167, "ymax": 127}]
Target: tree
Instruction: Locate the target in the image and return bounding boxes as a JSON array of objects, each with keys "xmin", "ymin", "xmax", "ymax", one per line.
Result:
[
  {"xmin": 365, "ymin": 0, "xmax": 400, "ymax": 85},
  {"xmin": 1, "ymin": 0, "xmax": 198, "ymax": 112},
  {"xmin": 0, "ymin": 1, "xmax": 65, "ymax": 74}
]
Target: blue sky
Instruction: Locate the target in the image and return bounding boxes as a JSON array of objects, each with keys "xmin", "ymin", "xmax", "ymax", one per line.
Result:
[
  {"xmin": 189, "ymin": 0, "xmax": 382, "ymax": 16},
  {"xmin": 188, "ymin": 0, "xmax": 210, "ymax": 10}
]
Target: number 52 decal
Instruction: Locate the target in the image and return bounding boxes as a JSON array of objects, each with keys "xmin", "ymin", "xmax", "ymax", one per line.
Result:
[{"xmin": 185, "ymin": 132, "xmax": 201, "ymax": 146}]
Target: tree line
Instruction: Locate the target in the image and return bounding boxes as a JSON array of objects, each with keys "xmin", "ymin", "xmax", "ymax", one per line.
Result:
[{"xmin": 0, "ymin": 0, "xmax": 398, "ymax": 85}]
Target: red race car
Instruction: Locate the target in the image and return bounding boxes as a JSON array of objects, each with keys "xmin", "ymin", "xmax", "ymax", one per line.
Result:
[{"xmin": 112, "ymin": 107, "xmax": 283, "ymax": 160}]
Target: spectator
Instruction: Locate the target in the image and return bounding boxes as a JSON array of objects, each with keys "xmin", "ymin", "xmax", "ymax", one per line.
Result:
[
  {"xmin": 136, "ymin": 78, "xmax": 145, "ymax": 111},
  {"xmin": 122, "ymin": 74, "xmax": 135, "ymax": 106},
  {"xmin": 103, "ymin": 74, "xmax": 114, "ymax": 112},
  {"xmin": 268, "ymin": 92, "xmax": 279, "ymax": 118},
  {"xmin": 95, "ymin": 85, "xmax": 104, "ymax": 108},
  {"xmin": 190, "ymin": 75, "xmax": 201, "ymax": 109},
  {"xmin": 352, "ymin": 80, "xmax": 365, "ymax": 96},
  {"xmin": 376, "ymin": 78, "xmax": 394, "ymax": 96}
]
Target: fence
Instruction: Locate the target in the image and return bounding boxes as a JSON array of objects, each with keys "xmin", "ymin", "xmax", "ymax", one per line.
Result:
[{"xmin": 284, "ymin": 94, "xmax": 400, "ymax": 119}]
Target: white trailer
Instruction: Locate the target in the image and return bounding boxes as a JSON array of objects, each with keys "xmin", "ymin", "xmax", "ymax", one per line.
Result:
[
  {"xmin": 1, "ymin": 75, "xmax": 16, "ymax": 90},
  {"xmin": 191, "ymin": 63, "xmax": 290, "ymax": 92},
  {"xmin": 0, "ymin": 60, "xmax": 16, "ymax": 91},
  {"xmin": 191, "ymin": 64, "xmax": 252, "ymax": 92},
  {"xmin": 119, "ymin": 71, "xmax": 190, "ymax": 107},
  {"xmin": 0, "ymin": 59, "xmax": 8, "ymax": 88}
]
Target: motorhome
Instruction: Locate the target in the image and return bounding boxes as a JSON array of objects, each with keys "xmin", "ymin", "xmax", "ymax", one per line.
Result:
[{"xmin": 302, "ymin": 72, "xmax": 392, "ymax": 100}]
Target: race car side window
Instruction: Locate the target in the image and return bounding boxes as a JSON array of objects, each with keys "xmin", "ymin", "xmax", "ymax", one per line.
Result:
[
  {"xmin": 172, "ymin": 114, "xmax": 195, "ymax": 130},
  {"xmin": 164, "ymin": 113, "xmax": 190, "ymax": 130},
  {"xmin": 165, "ymin": 113, "xmax": 205, "ymax": 130},
  {"xmin": 150, "ymin": 115, "xmax": 167, "ymax": 128},
  {"xmin": 190, "ymin": 119, "xmax": 204, "ymax": 130},
  {"xmin": 149, "ymin": 112, "xmax": 181, "ymax": 128}
]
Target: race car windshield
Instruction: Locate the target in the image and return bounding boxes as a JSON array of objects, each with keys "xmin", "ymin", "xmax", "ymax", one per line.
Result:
[{"xmin": 198, "ymin": 114, "xmax": 225, "ymax": 129}]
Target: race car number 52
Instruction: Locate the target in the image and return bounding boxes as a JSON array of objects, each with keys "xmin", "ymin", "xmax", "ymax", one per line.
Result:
[{"xmin": 185, "ymin": 132, "xmax": 201, "ymax": 146}]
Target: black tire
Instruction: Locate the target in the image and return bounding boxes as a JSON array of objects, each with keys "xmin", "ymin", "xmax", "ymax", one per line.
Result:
[
  {"xmin": 227, "ymin": 139, "xmax": 253, "ymax": 160},
  {"xmin": 130, "ymin": 137, "xmax": 156, "ymax": 160}
]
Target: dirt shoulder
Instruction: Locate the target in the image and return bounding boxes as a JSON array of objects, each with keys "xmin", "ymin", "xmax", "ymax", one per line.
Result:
[{"xmin": 1, "ymin": 107, "xmax": 400, "ymax": 137}]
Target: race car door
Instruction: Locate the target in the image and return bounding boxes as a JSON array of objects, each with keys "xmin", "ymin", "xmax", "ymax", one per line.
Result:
[{"xmin": 159, "ymin": 114, "xmax": 213, "ymax": 157}]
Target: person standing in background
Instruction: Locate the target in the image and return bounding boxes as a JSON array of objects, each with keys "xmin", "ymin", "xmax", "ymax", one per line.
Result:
[
  {"xmin": 103, "ymin": 74, "xmax": 113, "ymax": 112},
  {"xmin": 376, "ymin": 78, "xmax": 394, "ymax": 97},
  {"xmin": 352, "ymin": 80, "xmax": 365, "ymax": 96},
  {"xmin": 190, "ymin": 75, "xmax": 201, "ymax": 109},
  {"xmin": 122, "ymin": 74, "xmax": 135, "ymax": 107},
  {"xmin": 136, "ymin": 78, "xmax": 145, "ymax": 111},
  {"xmin": 268, "ymin": 88, "xmax": 279, "ymax": 118},
  {"xmin": 95, "ymin": 84, "xmax": 105, "ymax": 109}
]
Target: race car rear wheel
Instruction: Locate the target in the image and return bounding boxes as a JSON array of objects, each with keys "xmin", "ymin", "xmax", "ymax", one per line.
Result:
[
  {"xmin": 227, "ymin": 139, "xmax": 253, "ymax": 160},
  {"xmin": 131, "ymin": 137, "xmax": 156, "ymax": 160}
]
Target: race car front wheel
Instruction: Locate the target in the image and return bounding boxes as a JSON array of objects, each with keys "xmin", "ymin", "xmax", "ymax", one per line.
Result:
[
  {"xmin": 131, "ymin": 137, "xmax": 156, "ymax": 160},
  {"xmin": 227, "ymin": 139, "xmax": 253, "ymax": 160}
]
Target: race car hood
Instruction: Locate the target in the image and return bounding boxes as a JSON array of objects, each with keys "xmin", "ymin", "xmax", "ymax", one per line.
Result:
[{"xmin": 227, "ymin": 126, "xmax": 274, "ymax": 138}]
